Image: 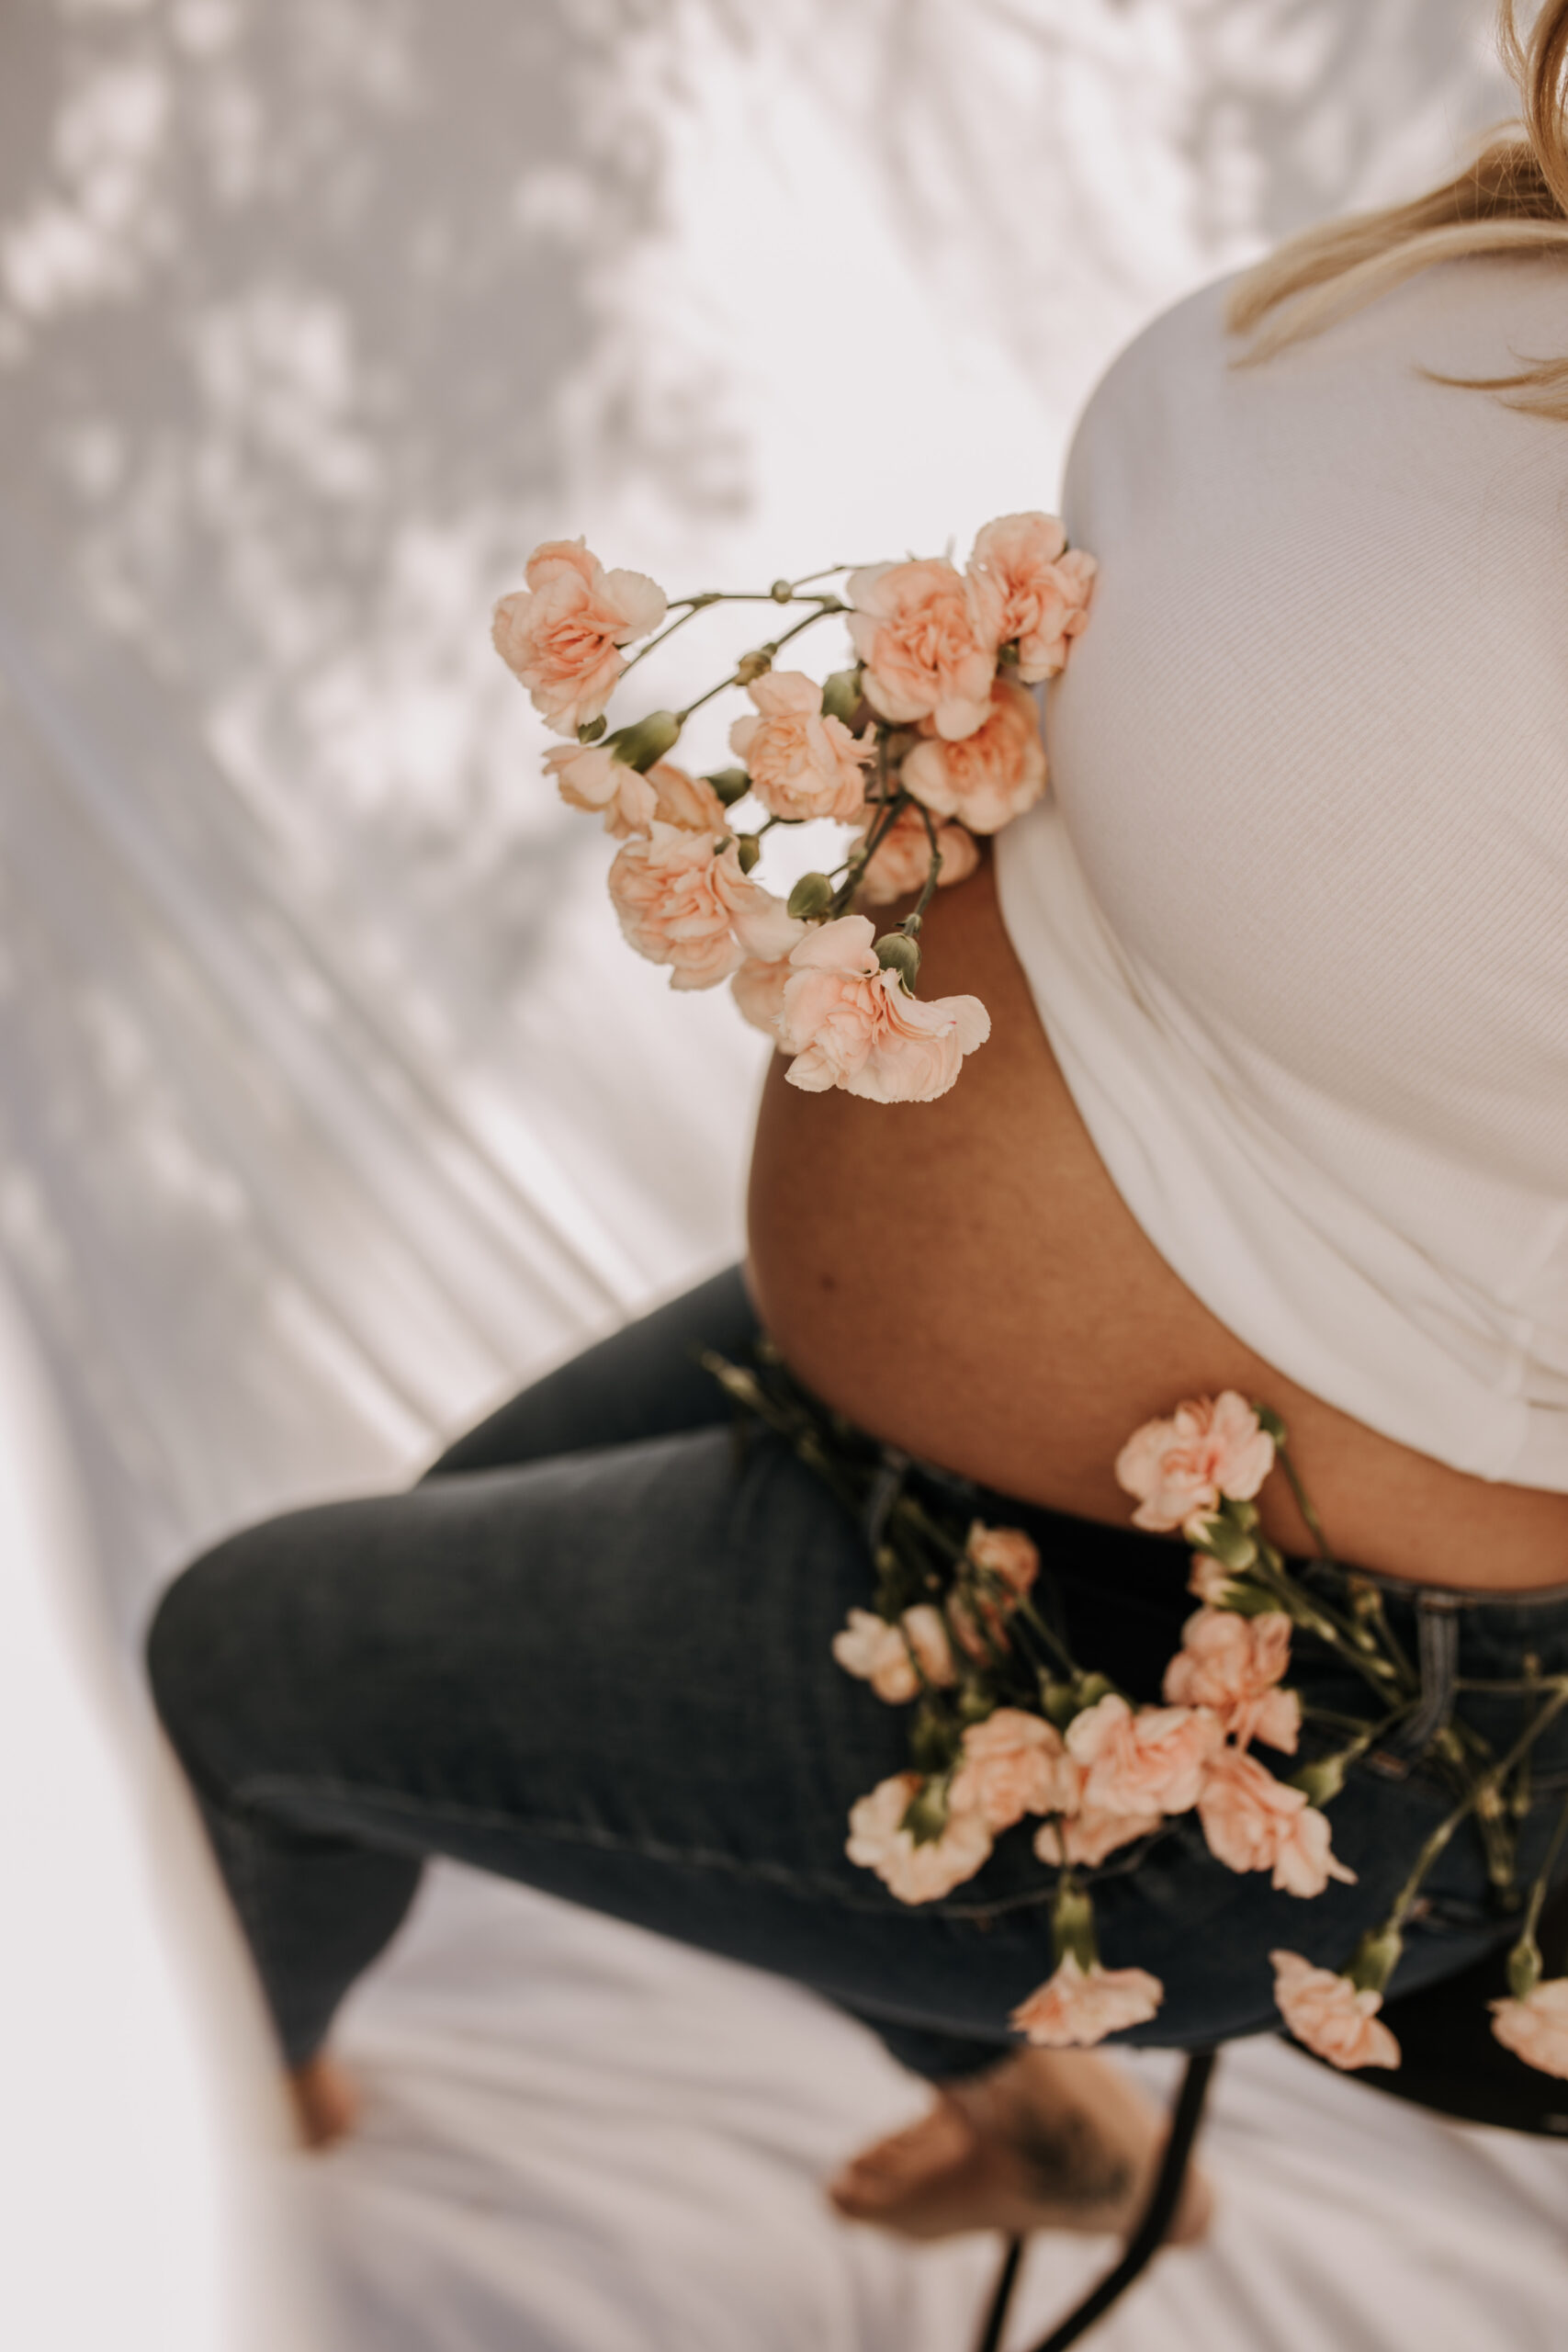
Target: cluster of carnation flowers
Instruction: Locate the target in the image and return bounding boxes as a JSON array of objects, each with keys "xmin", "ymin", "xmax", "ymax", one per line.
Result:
[
  {"xmin": 705, "ymin": 1348, "xmax": 1568, "ymax": 2079},
  {"xmin": 491, "ymin": 519, "xmax": 1095, "ymax": 1102}
]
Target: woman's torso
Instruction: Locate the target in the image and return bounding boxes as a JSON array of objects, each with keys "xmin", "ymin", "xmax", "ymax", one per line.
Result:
[
  {"xmin": 748, "ymin": 259, "xmax": 1568, "ymax": 1593},
  {"xmin": 746, "ymin": 858, "xmax": 1568, "ymax": 1589}
]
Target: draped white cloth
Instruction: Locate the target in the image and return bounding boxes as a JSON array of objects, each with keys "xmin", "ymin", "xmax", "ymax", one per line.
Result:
[{"xmin": 2, "ymin": 3, "xmax": 1565, "ymax": 2346}]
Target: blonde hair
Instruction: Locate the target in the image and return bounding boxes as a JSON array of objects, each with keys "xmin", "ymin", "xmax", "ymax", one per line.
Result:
[{"xmin": 1227, "ymin": 0, "xmax": 1568, "ymax": 417}]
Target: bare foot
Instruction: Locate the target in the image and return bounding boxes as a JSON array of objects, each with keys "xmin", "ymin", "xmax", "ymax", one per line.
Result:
[
  {"xmin": 828, "ymin": 2048, "xmax": 1213, "ymax": 2244},
  {"xmin": 286, "ymin": 2052, "xmax": 360, "ymax": 2151}
]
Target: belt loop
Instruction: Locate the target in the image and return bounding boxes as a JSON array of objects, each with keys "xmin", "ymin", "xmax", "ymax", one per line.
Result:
[
  {"xmin": 863, "ymin": 1445, "xmax": 910, "ymax": 1555},
  {"xmin": 1392, "ymin": 1592, "xmax": 1461, "ymax": 1758}
]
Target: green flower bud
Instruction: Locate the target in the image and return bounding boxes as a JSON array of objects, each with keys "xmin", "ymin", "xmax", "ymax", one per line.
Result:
[
  {"xmin": 1214, "ymin": 1579, "xmax": 1281, "ymax": 1618},
  {"xmin": 609, "ymin": 709, "xmax": 681, "ymax": 772},
  {"xmin": 736, "ymin": 833, "xmax": 762, "ymax": 875},
  {"xmin": 901, "ymin": 1778, "xmax": 950, "ymax": 1847},
  {"xmin": 577, "ymin": 714, "xmax": 608, "ymax": 744},
  {"xmin": 1192, "ymin": 1513, "xmax": 1258, "ymax": 1570},
  {"xmin": 705, "ymin": 766, "xmax": 751, "ymax": 807},
  {"xmin": 1507, "ymin": 1932, "xmax": 1544, "ymax": 2003},
  {"xmin": 787, "ymin": 872, "xmax": 835, "ymax": 921},
  {"xmin": 1051, "ymin": 1880, "xmax": 1099, "ymax": 1970},
  {"xmin": 910, "ymin": 1707, "xmax": 959, "ymax": 1775},
  {"xmin": 874, "ymin": 933, "xmax": 922, "ymax": 993},
  {"xmin": 1347, "ymin": 1923, "xmax": 1404, "ymax": 1995},
  {"xmin": 819, "ymin": 667, "xmax": 863, "ymax": 725},
  {"xmin": 1292, "ymin": 1752, "xmax": 1346, "ymax": 1807},
  {"xmin": 957, "ymin": 1683, "xmax": 995, "ymax": 1724},
  {"xmin": 1039, "ymin": 1677, "xmax": 1079, "ymax": 1729},
  {"xmin": 1073, "ymin": 1671, "xmax": 1113, "ymax": 1711},
  {"xmin": 735, "ymin": 648, "xmax": 773, "ymax": 686}
]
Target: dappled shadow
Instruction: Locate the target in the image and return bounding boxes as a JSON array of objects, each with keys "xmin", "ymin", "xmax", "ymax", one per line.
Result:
[{"xmin": 0, "ymin": 0, "xmax": 1514, "ymax": 1634}]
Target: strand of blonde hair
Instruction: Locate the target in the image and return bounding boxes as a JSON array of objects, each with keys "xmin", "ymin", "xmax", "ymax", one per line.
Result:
[{"xmin": 1227, "ymin": 1, "xmax": 1568, "ymax": 417}]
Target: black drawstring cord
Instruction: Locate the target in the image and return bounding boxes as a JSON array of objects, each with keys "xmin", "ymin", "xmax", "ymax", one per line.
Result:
[{"xmin": 972, "ymin": 2048, "xmax": 1218, "ymax": 2352}]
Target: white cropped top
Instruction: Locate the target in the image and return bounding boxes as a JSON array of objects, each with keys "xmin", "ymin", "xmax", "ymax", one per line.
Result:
[{"xmin": 995, "ymin": 255, "xmax": 1568, "ymax": 1490}]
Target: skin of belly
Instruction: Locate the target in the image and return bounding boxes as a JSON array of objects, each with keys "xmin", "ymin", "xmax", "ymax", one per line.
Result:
[{"xmin": 745, "ymin": 854, "xmax": 1568, "ymax": 1593}]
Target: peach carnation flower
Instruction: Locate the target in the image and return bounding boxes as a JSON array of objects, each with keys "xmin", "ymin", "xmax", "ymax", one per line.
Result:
[
  {"xmin": 900, "ymin": 677, "xmax": 1047, "ymax": 835},
  {"xmin": 950, "ymin": 1709, "xmax": 1079, "ymax": 1832},
  {"xmin": 968, "ymin": 1523, "xmax": 1041, "ymax": 1599},
  {"xmin": 543, "ymin": 741, "xmax": 658, "ymax": 837},
  {"xmin": 949, "ymin": 1521, "xmax": 1042, "ymax": 1659},
  {"xmin": 731, "ymin": 952, "xmax": 795, "ymax": 1038},
  {"xmin": 967, "ymin": 512, "xmax": 1098, "ymax": 684},
  {"xmin": 1011, "ymin": 1953, "xmax": 1164, "ymax": 2048},
  {"xmin": 493, "ymin": 538, "xmax": 667, "ymax": 737},
  {"xmin": 1199, "ymin": 1750, "xmax": 1355, "ymax": 1896},
  {"xmin": 855, "ymin": 803, "xmax": 980, "ymax": 906},
  {"xmin": 545, "ymin": 750, "xmax": 723, "ymax": 841},
  {"xmin": 846, "ymin": 1772, "xmax": 993, "ymax": 1904},
  {"xmin": 1115, "ymin": 1393, "xmax": 1277, "ymax": 1537},
  {"xmin": 1034, "ymin": 1805, "xmax": 1162, "ymax": 1869},
  {"xmin": 728, "ymin": 670, "xmax": 876, "ymax": 823},
  {"xmin": 846, "ymin": 558, "xmax": 996, "ymax": 741},
  {"xmin": 777, "ymin": 914, "xmax": 990, "ymax": 1103},
  {"xmin": 1271, "ymin": 1950, "xmax": 1400, "ymax": 2070},
  {"xmin": 1490, "ymin": 1979, "xmax": 1568, "ymax": 2079},
  {"xmin": 1066, "ymin": 1693, "xmax": 1224, "ymax": 1820},
  {"xmin": 608, "ymin": 823, "xmax": 800, "ymax": 991},
  {"xmin": 831, "ymin": 1605, "xmax": 957, "ymax": 1704},
  {"xmin": 1164, "ymin": 1607, "xmax": 1300, "ymax": 1754},
  {"xmin": 645, "ymin": 762, "xmax": 728, "ymax": 832}
]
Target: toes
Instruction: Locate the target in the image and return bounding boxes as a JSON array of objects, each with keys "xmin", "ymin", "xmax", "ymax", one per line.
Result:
[{"xmin": 827, "ymin": 2097, "xmax": 978, "ymax": 2214}]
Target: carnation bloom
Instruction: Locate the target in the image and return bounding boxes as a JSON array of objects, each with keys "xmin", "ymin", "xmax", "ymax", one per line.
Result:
[
  {"xmin": 950, "ymin": 1708, "xmax": 1079, "ymax": 1832},
  {"xmin": 493, "ymin": 538, "xmax": 667, "ymax": 736},
  {"xmin": 1034, "ymin": 1805, "xmax": 1162, "ymax": 1869},
  {"xmin": 846, "ymin": 1772, "xmax": 993, "ymax": 1904},
  {"xmin": 1164, "ymin": 1607, "xmax": 1300, "ymax": 1754},
  {"xmin": 1198, "ymin": 1749, "xmax": 1355, "ymax": 1896},
  {"xmin": 728, "ymin": 670, "xmax": 876, "ymax": 822},
  {"xmin": 1114, "ymin": 1394, "xmax": 1277, "ymax": 1536},
  {"xmin": 966, "ymin": 512, "xmax": 1098, "ymax": 684},
  {"xmin": 948, "ymin": 1521, "xmax": 1042, "ymax": 1658},
  {"xmin": 777, "ymin": 914, "xmax": 990, "ymax": 1103},
  {"xmin": 608, "ymin": 823, "xmax": 800, "ymax": 990},
  {"xmin": 1490, "ymin": 1979, "xmax": 1568, "ymax": 2078},
  {"xmin": 544, "ymin": 750, "xmax": 722, "ymax": 841},
  {"xmin": 543, "ymin": 742, "xmax": 659, "ymax": 837},
  {"xmin": 846, "ymin": 558, "xmax": 996, "ymax": 741},
  {"xmin": 731, "ymin": 952, "xmax": 795, "ymax": 1037},
  {"xmin": 855, "ymin": 803, "xmax": 980, "ymax": 906},
  {"xmin": 1011, "ymin": 1953, "xmax": 1164, "ymax": 2048},
  {"xmin": 967, "ymin": 1522, "xmax": 1041, "ymax": 1599},
  {"xmin": 1271, "ymin": 1950, "xmax": 1400, "ymax": 2070},
  {"xmin": 645, "ymin": 762, "xmax": 728, "ymax": 831},
  {"xmin": 1066, "ymin": 1693, "xmax": 1224, "ymax": 1819},
  {"xmin": 900, "ymin": 677, "xmax": 1047, "ymax": 835},
  {"xmin": 831, "ymin": 1604, "xmax": 957, "ymax": 1703}
]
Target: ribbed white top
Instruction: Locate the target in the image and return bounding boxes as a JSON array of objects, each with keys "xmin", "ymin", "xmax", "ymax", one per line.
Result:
[{"xmin": 995, "ymin": 256, "xmax": 1568, "ymax": 1488}]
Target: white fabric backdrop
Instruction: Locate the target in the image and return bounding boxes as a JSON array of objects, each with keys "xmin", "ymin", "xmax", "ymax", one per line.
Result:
[{"xmin": 3, "ymin": 4, "xmax": 1565, "ymax": 2346}]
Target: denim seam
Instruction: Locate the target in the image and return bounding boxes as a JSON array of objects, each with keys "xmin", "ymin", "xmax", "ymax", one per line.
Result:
[{"xmin": 231, "ymin": 1770, "xmax": 1068, "ymax": 1923}]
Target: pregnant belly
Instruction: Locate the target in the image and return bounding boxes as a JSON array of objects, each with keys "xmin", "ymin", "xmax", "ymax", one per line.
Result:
[{"xmin": 745, "ymin": 855, "xmax": 1568, "ymax": 1592}]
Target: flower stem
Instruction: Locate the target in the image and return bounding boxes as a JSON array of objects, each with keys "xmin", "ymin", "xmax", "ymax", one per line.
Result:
[
  {"xmin": 674, "ymin": 604, "xmax": 847, "ymax": 724},
  {"xmin": 1517, "ymin": 1784, "xmax": 1568, "ymax": 1957},
  {"xmin": 1386, "ymin": 1684, "xmax": 1568, "ymax": 1932}
]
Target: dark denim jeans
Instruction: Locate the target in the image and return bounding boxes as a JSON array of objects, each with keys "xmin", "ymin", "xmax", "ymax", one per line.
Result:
[{"xmin": 146, "ymin": 1267, "xmax": 1568, "ymax": 2079}]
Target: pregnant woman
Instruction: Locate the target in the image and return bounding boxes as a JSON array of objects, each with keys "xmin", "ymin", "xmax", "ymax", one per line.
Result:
[{"xmin": 149, "ymin": 0, "xmax": 1568, "ymax": 2245}]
